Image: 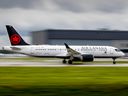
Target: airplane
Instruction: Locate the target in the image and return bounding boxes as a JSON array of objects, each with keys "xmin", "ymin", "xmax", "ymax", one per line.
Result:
[{"xmin": 2, "ymin": 25, "xmax": 125, "ymax": 64}]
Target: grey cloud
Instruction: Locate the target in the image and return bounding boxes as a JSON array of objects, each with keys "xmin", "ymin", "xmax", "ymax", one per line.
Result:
[
  {"xmin": 0, "ymin": 0, "xmax": 128, "ymax": 13},
  {"xmin": 1, "ymin": 0, "xmax": 128, "ymax": 46},
  {"xmin": 0, "ymin": 0, "xmax": 128, "ymax": 35},
  {"xmin": 95, "ymin": 0, "xmax": 128, "ymax": 13},
  {"xmin": 53, "ymin": 0, "xmax": 128, "ymax": 13},
  {"xmin": 0, "ymin": 0, "xmax": 36, "ymax": 9},
  {"xmin": 54, "ymin": 0, "xmax": 86, "ymax": 12}
]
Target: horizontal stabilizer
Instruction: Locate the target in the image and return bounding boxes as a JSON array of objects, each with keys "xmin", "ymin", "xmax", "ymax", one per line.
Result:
[{"xmin": 10, "ymin": 47, "xmax": 21, "ymax": 50}]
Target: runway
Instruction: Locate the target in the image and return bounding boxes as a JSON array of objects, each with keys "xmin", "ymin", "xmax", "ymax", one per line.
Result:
[
  {"xmin": 0, "ymin": 58, "xmax": 128, "ymax": 67},
  {"xmin": 1, "ymin": 62, "xmax": 128, "ymax": 67}
]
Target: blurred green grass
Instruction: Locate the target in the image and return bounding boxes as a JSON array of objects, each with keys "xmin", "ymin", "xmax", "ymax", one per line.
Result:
[{"xmin": 0, "ymin": 67, "xmax": 128, "ymax": 95}]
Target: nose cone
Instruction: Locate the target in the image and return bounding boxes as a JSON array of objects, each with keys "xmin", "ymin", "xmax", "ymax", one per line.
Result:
[{"xmin": 121, "ymin": 52, "xmax": 125, "ymax": 57}]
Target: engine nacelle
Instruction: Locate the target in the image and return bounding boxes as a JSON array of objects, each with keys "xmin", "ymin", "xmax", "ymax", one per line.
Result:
[
  {"xmin": 72, "ymin": 54, "xmax": 94, "ymax": 62},
  {"xmin": 81, "ymin": 54, "xmax": 94, "ymax": 62}
]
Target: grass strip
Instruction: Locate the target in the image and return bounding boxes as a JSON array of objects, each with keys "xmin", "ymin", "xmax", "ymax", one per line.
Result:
[{"xmin": 0, "ymin": 67, "xmax": 128, "ymax": 95}]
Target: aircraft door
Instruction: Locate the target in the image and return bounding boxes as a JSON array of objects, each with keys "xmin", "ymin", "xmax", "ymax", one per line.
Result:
[
  {"xmin": 30, "ymin": 47, "xmax": 34, "ymax": 55},
  {"xmin": 110, "ymin": 48, "xmax": 113, "ymax": 55}
]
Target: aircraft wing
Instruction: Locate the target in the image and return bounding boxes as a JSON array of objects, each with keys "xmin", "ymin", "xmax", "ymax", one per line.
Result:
[
  {"xmin": 64, "ymin": 43, "xmax": 81, "ymax": 56},
  {"xmin": 55, "ymin": 53, "xmax": 69, "ymax": 58}
]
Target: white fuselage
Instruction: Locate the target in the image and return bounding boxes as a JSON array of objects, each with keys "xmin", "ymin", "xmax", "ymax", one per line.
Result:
[{"xmin": 3, "ymin": 45, "xmax": 125, "ymax": 58}]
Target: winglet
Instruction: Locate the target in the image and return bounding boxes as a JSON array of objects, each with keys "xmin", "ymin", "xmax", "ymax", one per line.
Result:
[
  {"xmin": 64, "ymin": 43, "xmax": 70, "ymax": 48},
  {"xmin": 64, "ymin": 43, "xmax": 80, "ymax": 55}
]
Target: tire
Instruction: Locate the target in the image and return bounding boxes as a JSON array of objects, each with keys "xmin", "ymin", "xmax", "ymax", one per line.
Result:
[
  {"xmin": 68, "ymin": 60, "xmax": 72, "ymax": 64},
  {"xmin": 63, "ymin": 59, "xmax": 67, "ymax": 64}
]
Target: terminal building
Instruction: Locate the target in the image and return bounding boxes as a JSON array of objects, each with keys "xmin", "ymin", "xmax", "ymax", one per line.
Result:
[{"xmin": 32, "ymin": 29, "xmax": 128, "ymax": 48}]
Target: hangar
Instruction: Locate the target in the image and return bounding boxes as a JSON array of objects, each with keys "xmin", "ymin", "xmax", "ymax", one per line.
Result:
[{"xmin": 32, "ymin": 29, "xmax": 128, "ymax": 48}]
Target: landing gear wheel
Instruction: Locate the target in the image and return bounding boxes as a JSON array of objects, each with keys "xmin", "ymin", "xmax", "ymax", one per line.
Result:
[
  {"xmin": 68, "ymin": 60, "xmax": 72, "ymax": 64},
  {"xmin": 113, "ymin": 61, "xmax": 116, "ymax": 64},
  {"xmin": 63, "ymin": 59, "xmax": 67, "ymax": 64}
]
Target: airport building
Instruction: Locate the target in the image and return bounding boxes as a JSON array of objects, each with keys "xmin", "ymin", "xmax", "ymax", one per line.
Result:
[{"xmin": 32, "ymin": 29, "xmax": 128, "ymax": 48}]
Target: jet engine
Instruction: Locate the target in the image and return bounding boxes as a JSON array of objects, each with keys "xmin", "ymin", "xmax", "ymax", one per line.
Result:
[{"xmin": 72, "ymin": 54, "xmax": 94, "ymax": 62}]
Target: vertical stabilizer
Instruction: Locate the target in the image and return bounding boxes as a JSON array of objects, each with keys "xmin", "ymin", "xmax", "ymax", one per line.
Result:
[{"xmin": 6, "ymin": 25, "xmax": 29, "ymax": 45}]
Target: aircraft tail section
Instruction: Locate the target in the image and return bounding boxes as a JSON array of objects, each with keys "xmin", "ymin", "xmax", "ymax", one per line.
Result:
[{"xmin": 6, "ymin": 25, "xmax": 29, "ymax": 46}]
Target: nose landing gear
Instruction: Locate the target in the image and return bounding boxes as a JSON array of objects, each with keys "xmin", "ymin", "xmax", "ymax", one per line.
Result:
[{"xmin": 112, "ymin": 58, "xmax": 116, "ymax": 64}]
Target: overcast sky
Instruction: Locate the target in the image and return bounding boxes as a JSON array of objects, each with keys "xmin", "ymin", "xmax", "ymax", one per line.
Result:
[{"xmin": 1, "ymin": 0, "xmax": 128, "ymax": 45}]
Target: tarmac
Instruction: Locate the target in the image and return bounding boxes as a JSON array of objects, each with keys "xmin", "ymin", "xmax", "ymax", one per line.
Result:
[{"xmin": 0, "ymin": 58, "xmax": 128, "ymax": 67}]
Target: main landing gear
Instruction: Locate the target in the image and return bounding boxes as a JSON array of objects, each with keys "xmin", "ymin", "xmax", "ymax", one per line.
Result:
[
  {"xmin": 63, "ymin": 59, "xmax": 67, "ymax": 64},
  {"xmin": 62, "ymin": 59, "xmax": 73, "ymax": 64},
  {"xmin": 68, "ymin": 60, "xmax": 72, "ymax": 64}
]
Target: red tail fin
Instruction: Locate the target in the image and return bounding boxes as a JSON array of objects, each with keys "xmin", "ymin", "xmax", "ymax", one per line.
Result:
[{"xmin": 6, "ymin": 25, "xmax": 29, "ymax": 46}]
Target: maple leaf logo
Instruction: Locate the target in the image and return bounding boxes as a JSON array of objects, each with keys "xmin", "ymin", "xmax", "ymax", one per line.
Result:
[{"xmin": 10, "ymin": 34, "xmax": 21, "ymax": 44}]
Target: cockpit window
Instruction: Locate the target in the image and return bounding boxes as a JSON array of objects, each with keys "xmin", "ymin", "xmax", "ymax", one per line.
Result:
[{"xmin": 115, "ymin": 49, "xmax": 121, "ymax": 52}]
